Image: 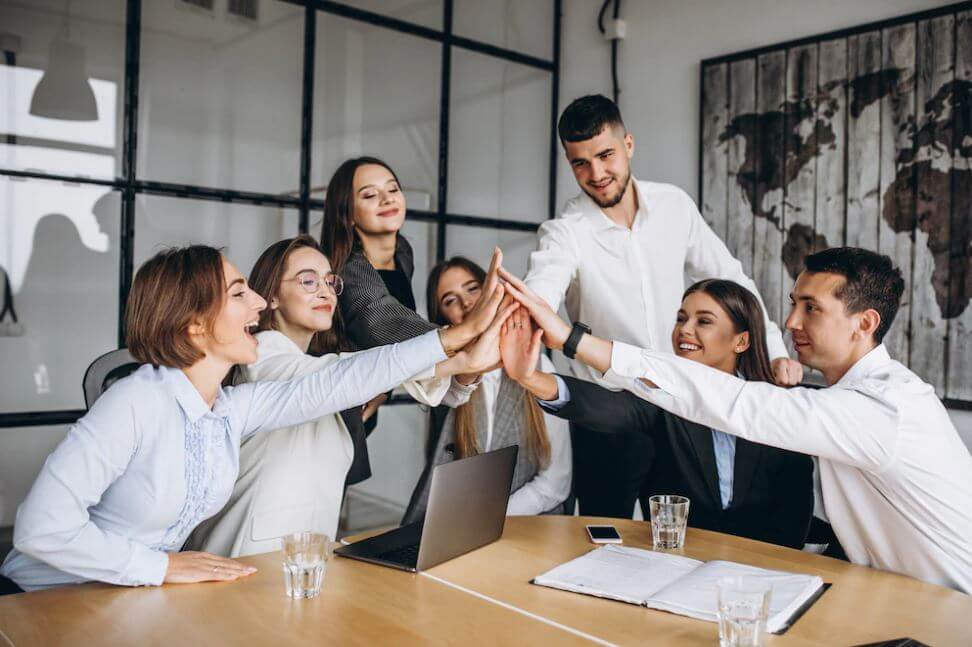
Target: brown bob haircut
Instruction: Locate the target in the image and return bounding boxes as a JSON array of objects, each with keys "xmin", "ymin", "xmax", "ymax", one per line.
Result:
[{"xmin": 125, "ymin": 245, "xmax": 226, "ymax": 368}]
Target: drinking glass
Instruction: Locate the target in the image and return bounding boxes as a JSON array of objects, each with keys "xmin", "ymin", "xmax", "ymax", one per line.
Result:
[
  {"xmin": 716, "ymin": 576, "xmax": 772, "ymax": 647},
  {"xmin": 282, "ymin": 531, "xmax": 330, "ymax": 599},
  {"xmin": 648, "ymin": 494, "xmax": 690, "ymax": 549}
]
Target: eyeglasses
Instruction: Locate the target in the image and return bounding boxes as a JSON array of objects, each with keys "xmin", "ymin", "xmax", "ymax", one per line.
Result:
[{"xmin": 285, "ymin": 271, "xmax": 344, "ymax": 296}]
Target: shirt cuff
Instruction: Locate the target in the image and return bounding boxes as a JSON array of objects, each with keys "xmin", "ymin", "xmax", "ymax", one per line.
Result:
[
  {"xmin": 419, "ymin": 330, "xmax": 450, "ymax": 364},
  {"xmin": 128, "ymin": 546, "xmax": 169, "ymax": 587},
  {"xmin": 537, "ymin": 375, "xmax": 571, "ymax": 411}
]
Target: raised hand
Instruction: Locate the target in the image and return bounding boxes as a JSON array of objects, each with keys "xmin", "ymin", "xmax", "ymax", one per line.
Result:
[
  {"xmin": 457, "ymin": 292, "xmax": 518, "ymax": 375},
  {"xmin": 164, "ymin": 551, "xmax": 257, "ymax": 584},
  {"xmin": 459, "ymin": 247, "xmax": 503, "ymax": 332},
  {"xmin": 438, "ymin": 248, "xmax": 505, "ymax": 354},
  {"xmin": 500, "ymin": 306, "xmax": 543, "ymax": 383},
  {"xmin": 497, "ymin": 266, "xmax": 571, "ymax": 350}
]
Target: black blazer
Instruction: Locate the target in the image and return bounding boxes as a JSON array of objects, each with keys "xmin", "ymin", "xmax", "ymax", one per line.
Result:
[
  {"xmin": 339, "ymin": 235, "xmax": 436, "ymax": 350},
  {"xmin": 338, "ymin": 235, "xmax": 435, "ymax": 484},
  {"xmin": 553, "ymin": 375, "xmax": 813, "ymax": 549}
]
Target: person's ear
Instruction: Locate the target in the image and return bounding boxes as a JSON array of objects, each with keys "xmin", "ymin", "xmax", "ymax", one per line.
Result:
[
  {"xmin": 187, "ymin": 319, "xmax": 206, "ymax": 338},
  {"xmin": 733, "ymin": 331, "xmax": 750, "ymax": 354},
  {"xmin": 269, "ymin": 296, "xmax": 279, "ymax": 310},
  {"xmin": 624, "ymin": 132, "xmax": 634, "ymax": 159},
  {"xmin": 856, "ymin": 309, "xmax": 882, "ymax": 341}
]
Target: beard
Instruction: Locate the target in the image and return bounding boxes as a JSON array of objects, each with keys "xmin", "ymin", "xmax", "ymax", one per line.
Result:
[{"xmin": 583, "ymin": 168, "xmax": 632, "ymax": 209}]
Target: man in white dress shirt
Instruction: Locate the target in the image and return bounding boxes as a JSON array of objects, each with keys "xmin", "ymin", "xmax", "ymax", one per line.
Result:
[
  {"xmin": 525, "ymin": 94, "xmax": 803, "ymax": 517},
  {"xmin": 501, "ymin": 247, "xmax": 972, "ymax": 593}
]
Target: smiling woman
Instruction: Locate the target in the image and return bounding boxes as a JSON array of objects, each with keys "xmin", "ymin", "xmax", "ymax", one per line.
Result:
[{"xmin": 0, "ymin": 243, "xmax": 505, "ymax": 593}]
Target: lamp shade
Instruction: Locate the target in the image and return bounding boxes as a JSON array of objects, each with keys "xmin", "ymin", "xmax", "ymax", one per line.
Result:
[{"xmin": 29, "ymin": 38, "xmax": 98, "ymax": 121}]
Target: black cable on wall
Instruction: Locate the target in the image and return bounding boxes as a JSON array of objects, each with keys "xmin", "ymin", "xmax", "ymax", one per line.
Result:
[{"xmin": 597, "ymin": 0, "xmax": 623, "ymax": 105}]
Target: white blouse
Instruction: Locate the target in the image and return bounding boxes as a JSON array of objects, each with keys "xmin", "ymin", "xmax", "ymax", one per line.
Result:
[{"xmin": 0, "ymin": 331, "xmax": 447, "ymax": 591}]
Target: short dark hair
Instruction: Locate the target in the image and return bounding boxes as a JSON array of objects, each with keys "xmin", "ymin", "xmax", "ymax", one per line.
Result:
[
  {"xmin": 557, "ymin": 94, "xmax": 625, "ymax": 143},
  {"xmin": 803, "ymin": 246, "xmax": 905, "ymax": 344}
]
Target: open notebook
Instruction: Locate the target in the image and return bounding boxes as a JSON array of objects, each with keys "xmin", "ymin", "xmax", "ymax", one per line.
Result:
[{"xmin": 532, "ymin": 545, "xmax": 827, "ymax": 634}]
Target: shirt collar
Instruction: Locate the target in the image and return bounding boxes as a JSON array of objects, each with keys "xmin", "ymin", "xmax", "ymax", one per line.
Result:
[
  {"xmin": 580, "ymin": 176, "xmax": 646, "ymax": 234},
  {"xmin": 163, "ymin": 366, "xmax": 230, "ymax": 423},
  {"xmin": 835, "ymin": 344, "xmax": 892, "ymax": 387}
]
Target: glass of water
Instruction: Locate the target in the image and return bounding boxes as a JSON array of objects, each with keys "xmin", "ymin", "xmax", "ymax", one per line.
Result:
[
  {"xmin": 648, "ymin": 494, "xmax": 690, "ymax": 549},
  {"xmin": 716, "ymin": 576, "xmax": 772, "ymax": 647},
  {"xmin": 282, "ymin": 531, "xmax": 330, "ymax": 599}
]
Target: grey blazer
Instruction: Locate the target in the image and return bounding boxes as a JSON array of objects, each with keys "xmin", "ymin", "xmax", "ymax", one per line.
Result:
[{"xmin": 339, "ymin": 235, "xmax": 436, "ymax": 350}]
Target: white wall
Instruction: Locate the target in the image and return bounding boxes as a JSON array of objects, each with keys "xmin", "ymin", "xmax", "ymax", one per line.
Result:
[{"xmin": 557, "ymin": 0, "xmax": 972, "ymax": 445}]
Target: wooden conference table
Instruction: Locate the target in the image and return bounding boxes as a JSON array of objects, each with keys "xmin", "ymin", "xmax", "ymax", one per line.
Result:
[{"xmin": 1, "ymin": 516, "xmax": 969, "ymax": 646}]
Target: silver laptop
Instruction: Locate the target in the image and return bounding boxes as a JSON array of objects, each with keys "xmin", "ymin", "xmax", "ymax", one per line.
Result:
[{"xmin": 334, "ymin": 446, "xmax": 517, "ymax": 572}]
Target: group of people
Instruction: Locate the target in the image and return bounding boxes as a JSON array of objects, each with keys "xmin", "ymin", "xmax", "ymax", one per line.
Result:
[{"xmin": 1, "ymin": 95, "xmax": 969, "ymax": 597}]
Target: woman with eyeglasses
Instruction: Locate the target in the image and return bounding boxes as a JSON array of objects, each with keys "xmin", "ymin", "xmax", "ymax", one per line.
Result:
[
  {"xmin": 0, "ymin": 244, "xmax": 510, "ymax": 593},
  {"xmin": 186, "ymin": 235, "xmax": 488, "ymax": 558}
]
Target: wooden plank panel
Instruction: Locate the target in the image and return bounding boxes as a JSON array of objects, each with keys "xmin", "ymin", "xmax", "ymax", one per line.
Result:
[
  {"xmin": 912, "ymin": 15, "xmax": 954, "ymax": 395},
  {"xmin": 754, "ymin": 51, "xmax": 785, "ymax": 323},
  {"xmin": 946, "ymin": 10, "xmax": 972, "ymax": 400},
  {"xmin": 846, "ymin": 31, "xmax": 882, "ymax": 250},
  {"xmin": 726, "ymin": 58, "xmax": 757, "ymax": 276},
  {"xmin": 878, "ymin": 23, "xmax": 917, "ymax": 365},
  {"xmin": 781, "ymin": 44, "xmax": 819, "ymax": 288},
  {"xmin": 702, "ymin": 63, "xmax": 730, "ymax": 241},
  {"xmin": 815, "ymin": 38, "xmax": 848, "ymax": 250}
]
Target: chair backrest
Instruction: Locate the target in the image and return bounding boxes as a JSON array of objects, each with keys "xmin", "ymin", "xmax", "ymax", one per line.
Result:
[{"xmin": 83, "ymin": 349, "xmax": 139, "ymax": 409}]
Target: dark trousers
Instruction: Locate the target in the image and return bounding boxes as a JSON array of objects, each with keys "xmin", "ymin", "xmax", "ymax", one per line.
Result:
[
  {"xmin": 0, "ymin": 573, "xmax": 23, "ymax": 596},
  {"xmin": 570, "ymin": 423, "xmax": 654, "ymax": 518}
]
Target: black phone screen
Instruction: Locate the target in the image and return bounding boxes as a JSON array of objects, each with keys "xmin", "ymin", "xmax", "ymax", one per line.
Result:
[{"xmin": 587, "ymin": 525, "xmax": 621, "ymax": 540}]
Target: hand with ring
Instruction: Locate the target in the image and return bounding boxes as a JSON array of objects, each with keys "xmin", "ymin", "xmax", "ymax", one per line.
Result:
[{"xmin": 164, "ymin": 551, "xmax": 258, "ymax": 584}]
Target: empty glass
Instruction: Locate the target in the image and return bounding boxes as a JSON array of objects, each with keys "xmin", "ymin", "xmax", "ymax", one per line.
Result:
[
  {"xmin": 717, "ymin": 576, "xmax": 772, "ymax": 647},
  {"xmin": 282, "ymin": 532, "xmax": 331, "ymax": 599},
  {"xmin": 648, "ymin": 494, "xmax": 690, "ymax": 549}
]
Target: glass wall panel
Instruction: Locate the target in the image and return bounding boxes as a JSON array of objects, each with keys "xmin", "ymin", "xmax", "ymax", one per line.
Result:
[
  {"xmin": 134, "ymin": 195, "xmax": 298, "ymax": 279},
  {"xmin": 449, "ymin": 50, "xmax": 550, "ymax": 222},
  {"xmin": 311, "ymin": 13, "xmax": 440, "ymax": 211},
  {"xmin": 345, "ymin": 0, "xmax": 442, "ymax": 30},
  {"xmin": 137, "ymin": 1, "xmax": 304, "ymax": 194},
  {"xmin": 454, "ymin": 0, "xmax": 553, "ymax": 60},
  {"xmin": 444, "ymin": 224, "xmax": 537, "ymax": 278},
  {"xmin": 0, "ymin": 425, "xmax": 69, "ymax": 527},
  {"xmin": 0, "ymin": 0, "xmax": 126, "ymax": 181},
  {"xmin": 0, "ymin": 177, "xmax": 120, "ymax": 412}
]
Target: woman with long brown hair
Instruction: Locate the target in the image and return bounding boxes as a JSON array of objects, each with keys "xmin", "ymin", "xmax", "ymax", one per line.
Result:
[
  {"xmin": 0, "ymin": 244, "xmax": 509, "ymax": 593},
  {"xmin": 501, "ymin": 277, "xmax": 814, "ymax": 548},
  {"xmin": 320, "ymin": 157, "xmax": 500, "ymax": 477},
  {"xmin": 186, "ymin": 236, "xmax": 498, "ymax": 558},
  {"xmin": 404, "ymin": 257, "xmax": 572, "ymax": 519}
]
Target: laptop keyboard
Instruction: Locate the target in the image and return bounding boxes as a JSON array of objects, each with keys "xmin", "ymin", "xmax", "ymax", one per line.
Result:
[{"xmin": 376, "ymin": 543, "xmax": 420, "ymax": 567}]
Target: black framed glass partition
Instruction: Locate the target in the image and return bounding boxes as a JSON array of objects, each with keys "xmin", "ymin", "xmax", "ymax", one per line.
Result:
[{"xmin": 0, "ymin": 0, "xmax": 562, "ymax": 430}]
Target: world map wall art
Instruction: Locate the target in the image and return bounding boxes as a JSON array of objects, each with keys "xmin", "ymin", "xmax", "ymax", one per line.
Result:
[{"xmin": 699, "ymin": 3, "xmax": 972, "ymax": 404}]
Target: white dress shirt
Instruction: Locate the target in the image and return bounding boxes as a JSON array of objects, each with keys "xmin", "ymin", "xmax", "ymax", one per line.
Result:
[
  {"xmin": 0, "ymin": 331, "xmax": 447, "ymax": 591},
  {"xmin": 605, "ymin": 342, "xmax": 972, "ymax": 593},
  {"xmin": 525, "ymin": 179, "xmax": 788, "ymax": 387},
  {"xmin": 185, "ymin": 330, "xmax": 461, "ymax": 558},
  {"xmin": 463, "ymin": 357, "xmax": 572, "ymax": 515}
]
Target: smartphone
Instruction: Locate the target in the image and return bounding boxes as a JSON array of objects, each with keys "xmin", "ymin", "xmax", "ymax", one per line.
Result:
[{"xmin": 586, "ymin": 524, "xmax": 622, "ymax": 544}]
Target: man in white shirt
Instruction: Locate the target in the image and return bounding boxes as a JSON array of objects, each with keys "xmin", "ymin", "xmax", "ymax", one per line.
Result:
[
  {"xmin": 525, "ymin": 95, "xmax": 802, "ymax": 517},
  {"xmin": 500, "ymin": 247, "xmax": 972, "ymax": 593}
]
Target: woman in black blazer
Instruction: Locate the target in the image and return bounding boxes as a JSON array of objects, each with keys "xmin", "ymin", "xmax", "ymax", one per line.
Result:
[
  {"xmin": 503, "ymin": 278, "xmax": 814, "ymax": 549},
  {"xmin": 320, "ymin": 157, "xmax": 499, "ymax": 481}
]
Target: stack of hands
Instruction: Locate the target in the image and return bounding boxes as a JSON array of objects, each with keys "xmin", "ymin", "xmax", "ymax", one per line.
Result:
[{"xmin": 440, "ymin": 247, "xmax": 804, "ymax": 390}]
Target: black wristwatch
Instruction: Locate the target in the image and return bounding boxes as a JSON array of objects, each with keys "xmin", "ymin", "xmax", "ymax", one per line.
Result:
[{"xmin": 563, "ymin": 321, "xmax": 591, "ymax": 360}]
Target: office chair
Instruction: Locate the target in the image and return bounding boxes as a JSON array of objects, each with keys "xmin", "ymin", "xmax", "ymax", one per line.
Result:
[{"xmin": 83, "ymin": 349, "xmax": 139, "ymax": 409}]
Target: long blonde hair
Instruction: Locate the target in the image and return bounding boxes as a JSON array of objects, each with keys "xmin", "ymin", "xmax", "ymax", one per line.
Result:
[{"xmin": 427, "ymin": 257, "xmax": 551, "ymax": 468}]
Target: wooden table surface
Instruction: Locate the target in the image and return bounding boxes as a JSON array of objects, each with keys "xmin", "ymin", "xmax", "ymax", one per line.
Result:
[{"xmin": 1, "ymin": 516, "xmax": 969, "ymax": 646}]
